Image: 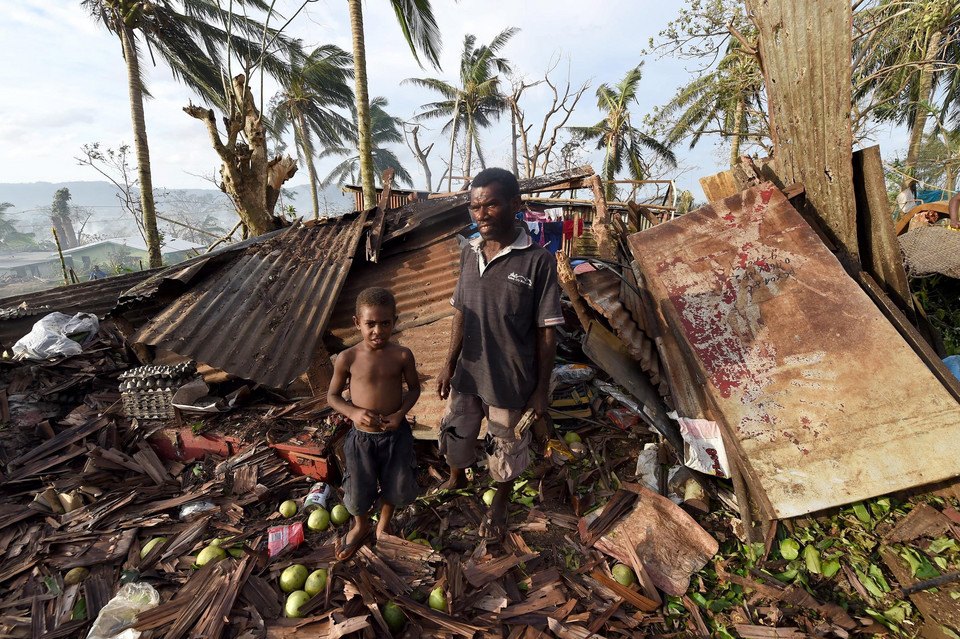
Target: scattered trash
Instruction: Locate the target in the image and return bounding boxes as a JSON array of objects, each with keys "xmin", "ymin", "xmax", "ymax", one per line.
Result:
[
  {"xmin": 12, "ymin": 311, "xmax": 99, "ymax": 360},
  {"xmin": 675, "ymin": 415, "xmax": 730, "ymax": 478},
  {"xmin": 267, "ymin": 522, "xmax": 305, "ymax": 558},
  {"xmin": 86, "ymin": 582, "xmax": 160, "ymax": 639}
]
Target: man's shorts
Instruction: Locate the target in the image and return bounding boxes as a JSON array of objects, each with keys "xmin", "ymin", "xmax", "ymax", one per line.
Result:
[
  {"xmin": 342, "ymin": 418, "xmax": 419, "ymax": 516},
  {"xmin": 438, "ymin": 389, "xmax": 531, "ymax": 483}
]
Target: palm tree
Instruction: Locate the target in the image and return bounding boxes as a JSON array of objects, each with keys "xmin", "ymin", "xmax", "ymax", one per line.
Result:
[
  {"xmin": 853, "ymin": 0, "xmax": 960, "ymax": 186},
  {"xmin": 270, "ymin": 45, "xmax": 355, "ymax": 219},
  {"xmin": 570, "ymin": 64, "xmax": 677, "ymax": 200},
  {"xmin": 655, "ymin": 40, "xmax": 768, "ymax": 167},
  {"xmin": 405, "ymin": 28, "xmax": 518, "ymax": 190},
  {"xmin": 320, "ymin": 97, "xmax": 414, "ymax": 189},
  {"xmin": 347, "ymin": 0, "xmax": 442, "ymax": 210},
  {"xmin": 82, "ymin": 0, "xmax": 295, "ymax": 266}
]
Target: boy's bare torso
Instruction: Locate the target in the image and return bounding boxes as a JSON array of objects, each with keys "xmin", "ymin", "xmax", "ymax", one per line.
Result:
[{"xmin": 341, "ymin": 342, "xmax": 409, "ymax": 432}]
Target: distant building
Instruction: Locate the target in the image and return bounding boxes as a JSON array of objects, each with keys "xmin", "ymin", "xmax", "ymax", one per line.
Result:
[{"xmin": 0, "ymin": 236, "xmax": 205, "ymax": 282}]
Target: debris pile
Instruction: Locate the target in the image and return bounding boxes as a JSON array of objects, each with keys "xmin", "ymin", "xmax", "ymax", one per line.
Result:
[{"xmin": 0, "ymin": 160, "xmax": 958, "ymax": 638}]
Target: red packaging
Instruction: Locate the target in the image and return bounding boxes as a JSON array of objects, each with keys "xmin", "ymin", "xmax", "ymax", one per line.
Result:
[
  {"xmin": 606, "ymin": 408, "xmax": 641, "ymax": 430},
  {"xmin": 267, "ymin": 523, "xmax": 304, "ymax": 557}
]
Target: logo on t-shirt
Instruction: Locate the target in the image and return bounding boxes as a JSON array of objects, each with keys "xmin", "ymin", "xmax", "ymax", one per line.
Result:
[{"xmin": 507, "ymin": 272, "xmax": 533, "ymax": 288}]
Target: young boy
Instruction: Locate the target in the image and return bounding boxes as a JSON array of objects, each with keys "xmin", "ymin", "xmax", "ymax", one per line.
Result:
[{"xmin": 327, "ymin": 287, "xmax": 421, "ymax": 560}]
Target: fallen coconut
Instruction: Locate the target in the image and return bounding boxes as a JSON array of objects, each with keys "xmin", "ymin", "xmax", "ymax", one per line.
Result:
[
  {"xmin": 304, "ymin": 569, "xmax": 328, "ymax": 596},
  {"xmin": 196, "ymin": 545, "xmax": 226, "ymax": 567},
  {"xmin": 280, "ymin": 564, "xmax": 309, "ymax": 593},
  {"xmin": 307, "ymin": 508, "xmax": 330, "ymax": 531},
  {"xmin": 330, "ymin": 504, "xmax": 350, "ymax": 525},
  {"xmin": 139, "ymin": 537, "xmax": 167, "ymax": 558},
  {"xmin": 285, "ymin": 590, "xmax": 310, "ymax": 618},
  {"xmin": 64, "ymin": 567, "xmax": 90, "ymax": 585},
  {"xmin": 279, "ymin": 500, "xmax": 297, "ymax": 518}
]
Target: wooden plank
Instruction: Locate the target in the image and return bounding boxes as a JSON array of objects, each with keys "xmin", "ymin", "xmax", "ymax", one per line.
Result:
[
  {"xmin": 857, "ymin": 271, "xmax": 960, "ymax": 405},
  {"xmin": 463, "ymin": 553, "xmax": 538, "ymax": 588},
  {"xmin": 588, "ymin": 571, "xmax": 659, "ymax": 612},
  {"xmin": 8, "ymin": 416, "xmax": 109, "ymax": 469},
  {"xmin": 747, "ymin": 0, "xmax": 858, "ymax": 259},
  {"xmin": 365, "ymin": 168, "xmax": 394, "ymax": 263},
  {"xmin": 699, "ymin": 169, "xmax": 738, "ymax": 203},
  {"xmin": 852, "ymin": 146, "xmax": 913, "ymax": 312}
]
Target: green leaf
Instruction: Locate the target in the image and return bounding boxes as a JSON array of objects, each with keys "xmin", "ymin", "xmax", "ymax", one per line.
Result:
[
  {"xmin": 775, "ymin": 568, "xmax": 798, "ymax": 581},
  {"xmin": 869, "ymin": 564, "xmax": 891, "ymax": 592},
  {"xmin": 883, "ymin": 601, "xmax": 912, "ymax": 624},
  {"xmin": 900, "ymin": 548, "xmax": 922, "ymax": 576},
  {"xmin": 852, "ymin": 502, "xmax": 871, "ymax": 524},
  {"xmin": 822, "ymin": 559, "xmax": 841, "ymax": 578},
  {"xmin": 804, "ymin": 545, "xmax": 822, "ymax": 575},
  {"xmin": 855, "ymin": 566, "xmax": 885, "ymax": 598},
  {"xmin": 689, "ymin": 592, "xmax": 709, "ymax": 609},
  {"xmin": 934, "ymin": 556, "xmax": 949, "ymax": 571},
  {"xmin": 950, "ymin": 590, "xmax": 960, "ymax": 600},
  {"xmin": 43, "ymin": 577, "xmax": 60, "ymax": 595},
  {"xmin": 928, "ymin": 538, "xmax": 958, "ymax": 554},
  {"xmin": 780, "ymin": 538, "xmax": 800, "ymax": 561},
  {"xmin": 72, "ymin": 598, "xmax": 86, "ymax": 621},
  {"xmin": 940, "ymin": 626, "xmax": 960, "ymax": 639}
]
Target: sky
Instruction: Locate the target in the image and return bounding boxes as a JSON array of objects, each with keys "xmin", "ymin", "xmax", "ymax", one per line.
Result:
[{"xmin": 0, "ymin": 1, "xmax": 910, "ymax": 207}]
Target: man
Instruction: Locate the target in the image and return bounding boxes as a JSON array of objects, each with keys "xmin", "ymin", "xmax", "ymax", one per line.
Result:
[
  {"xmin": 949, "ymin": 192, "xmax": 960, "ymax": 230},
  {"xmin": 896, "ymin": 179, "xmax": 920, "ymax": 216},
  {"xmin": 89, "ymin": 264, "xmax": 107, "ymax": 280},
  {"xmin": 436, "ymin": 167, "xmax": 563, "ymax": 541}
]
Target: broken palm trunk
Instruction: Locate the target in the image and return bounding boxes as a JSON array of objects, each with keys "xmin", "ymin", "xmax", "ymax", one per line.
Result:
[{"xmin": 628, "ymin": 182, "xmax": 960, "ymax": 519}]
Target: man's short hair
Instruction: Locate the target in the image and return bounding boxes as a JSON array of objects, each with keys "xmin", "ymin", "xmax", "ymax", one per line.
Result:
[
  {"xmin": 355, "ymin": 287, "xmax": 397, "ymax": 316},
  {"xmin": 472, "ymin": 168, "xmax": 520, "ymax": 199}
]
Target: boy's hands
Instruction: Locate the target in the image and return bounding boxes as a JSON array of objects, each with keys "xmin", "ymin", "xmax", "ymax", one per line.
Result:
[
  {"xmin": 352, "ymin": 408, "xmax": 384, "ymax": 430},
  {"xmin": 380, "ymin": 412, "xmax": 404, "ymax": 432}
]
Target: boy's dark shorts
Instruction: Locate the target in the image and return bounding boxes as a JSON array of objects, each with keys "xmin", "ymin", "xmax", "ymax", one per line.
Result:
[{"xmin": 342, "ymin": 418, "xmax": 419, "ymax": 516}]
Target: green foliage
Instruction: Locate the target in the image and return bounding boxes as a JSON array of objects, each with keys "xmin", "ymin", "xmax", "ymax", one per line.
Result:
[
  {"xmin": 569, "ymin": 64, "xmax": 677, "ymax": 200},
  {"xmin": 320, "ymin": 97, "xmax": 414, "ymax": 188},
  {"xmin": 912, "ymin": 275, "xmax": 960, "ymax": 355},
  {"xmin": 406, "ymin": 28, "xmax": 517, "ymax": 181}
]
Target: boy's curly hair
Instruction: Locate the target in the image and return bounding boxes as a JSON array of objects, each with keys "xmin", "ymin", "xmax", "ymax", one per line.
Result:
[{"xmin": 355, "ymin": 287, "xmax": 397, "ymax": 316}]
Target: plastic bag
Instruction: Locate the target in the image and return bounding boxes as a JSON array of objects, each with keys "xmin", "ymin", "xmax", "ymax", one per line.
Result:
[
  {"xmin": 676, "ymin": 417, "xmax": 730, "ymax": 478},
  {"xmin": 86, "ymin": 582, "xmax": 159, "ymax": 639},
  {"xmin": 13, "ymin": 312, "xmax": 99, "ymax": 360}
]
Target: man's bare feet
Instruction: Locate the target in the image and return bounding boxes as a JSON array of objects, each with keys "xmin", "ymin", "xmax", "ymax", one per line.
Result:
[
  {"xmin": 441, "ymin": 467, "xmax": 470, "ymax": 491},
  {"xmin": 480, "ymin": 482, "xmax": 511, "ymax": 541}
]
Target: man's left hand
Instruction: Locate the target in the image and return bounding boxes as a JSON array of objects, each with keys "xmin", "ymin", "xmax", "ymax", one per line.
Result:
[
  {"xmin": 380, "ymin": 412, "xmax": 403, "ymax": 432},
  {"xmin": 526, "ymin": 390, "xmax": 550, "ymax": 420}
]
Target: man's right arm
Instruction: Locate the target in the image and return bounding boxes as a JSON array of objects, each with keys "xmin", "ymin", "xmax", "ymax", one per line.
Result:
[{"xmin": 436, "ymin": 308, "xmax": 463, "ymax": 399}]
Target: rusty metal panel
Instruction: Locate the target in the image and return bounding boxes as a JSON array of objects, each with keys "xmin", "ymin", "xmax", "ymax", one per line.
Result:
[
  {"xmin": 746, "ymin": 0, "xmax": 858, "ymax": 258},
  {"xmin": 325, "ymin": 236, "xmax": 461, "ymax": 351},
  {"xmin": 629, "ymin": 183, "xmax": 960, "ymax": 518},
  {"xmin": 0, "ymin": 270, "xmax": 158, "ymax": 346},
  {"xmin": 391, "ymin": 317, "xmax": 455, "ymax": 439},
  {"xmin": 134, "ymin": 215, "xmax": 368, "ymax": 388}
]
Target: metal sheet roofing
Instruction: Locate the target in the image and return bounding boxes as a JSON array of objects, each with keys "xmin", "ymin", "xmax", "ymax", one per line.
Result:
[
  {"xmin": 629, "ymin": 183, "xmax": 960, "ymax": 518},
  {"xmin": 325, "ymin": 236, "xmax": 462, "ymax": 351},
  {"xmin": 134, "ymin": 214, "xmax": 369, "ymax": 388},
  {"xmin": 0, "ymin": 269, "xmax": 158, "ymax": 346}
]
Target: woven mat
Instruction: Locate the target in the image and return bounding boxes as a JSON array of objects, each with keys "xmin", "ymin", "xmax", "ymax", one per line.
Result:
[{"xmin": 899, "ymin": 226, "xmax": 960, "ymax": 278}]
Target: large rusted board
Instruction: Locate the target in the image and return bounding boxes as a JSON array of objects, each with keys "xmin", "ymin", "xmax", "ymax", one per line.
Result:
[{"xmin": 628, "ymin": 183, "xmax": 960, "ymax": 518}]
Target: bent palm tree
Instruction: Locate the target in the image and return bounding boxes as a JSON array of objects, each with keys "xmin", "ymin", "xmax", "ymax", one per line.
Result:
[
  {"xmin": 83, "ymin": 0, "xmax": 295, "ymax": 265},
  {"xmin": 570, "ymin": 64, "xmax": 677, "ymax": 200},
  {"xmin": 348, "ymin": 0, "xmax": 441, "ymax": 210},
  {"xmin": 406, "ymin": 28, "xmax": 518, "ymax": 189},
  {"xmin": 270, "ymin": 45, "xmax": 355, "ymax": 219},
  {"xmin": 655, "ymin": 39, "xmax": 767, "ymax": 167},
  {"xmin": 321, "ymin": 97, "xmax": 413, "ymax": 189}
]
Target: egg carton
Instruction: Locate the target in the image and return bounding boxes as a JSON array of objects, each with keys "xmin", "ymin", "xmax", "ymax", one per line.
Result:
[{"xmin": 119, "ymin": 362, "xmax": 198, "ymax": 420}]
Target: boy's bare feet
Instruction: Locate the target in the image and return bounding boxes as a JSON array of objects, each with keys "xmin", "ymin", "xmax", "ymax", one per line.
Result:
[
  {"xmin": 337, "ymin": 515, "xmax": 370, "ymax": 560},
  {"xmin": 376, "ymin": 503, "xmax": 396, "ymax": 539},
  {"xmin": 441, "ymin": 467, "xmax": 469, "ymax": 491}
]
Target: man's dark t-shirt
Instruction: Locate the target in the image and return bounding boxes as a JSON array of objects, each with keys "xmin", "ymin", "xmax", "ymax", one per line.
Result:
[{"xmin": 450, "ymin": 225, "xmax": 563, "ymax": 409}]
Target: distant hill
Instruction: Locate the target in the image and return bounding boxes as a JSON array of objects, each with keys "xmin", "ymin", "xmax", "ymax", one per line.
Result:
[{"xmin": 0, "ymin": 180, "xmax": 354, "ymax": 217}]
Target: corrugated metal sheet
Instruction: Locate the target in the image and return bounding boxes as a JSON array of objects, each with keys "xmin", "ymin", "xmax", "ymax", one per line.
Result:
[
  {"xmin": 576, "ymin": 268, "xmax": 668, "ymax": 398},
  {"xmin": 134, "ymin": 215, "xmax": 368, "ymax": 388},
  {"xmin": 0, "ymin": 269, "xmax": 158, "ymax": 346},
  {"xmin": 325, "ymin": 236, "xmax": 461, "ymax": 350},
  {"xmin": 392, "ymin": 317, "xmax": 455, "ymax": 439},
  {"xmin": 629, "ymin": 183, "xmax": 960, "ymax": 518}
]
